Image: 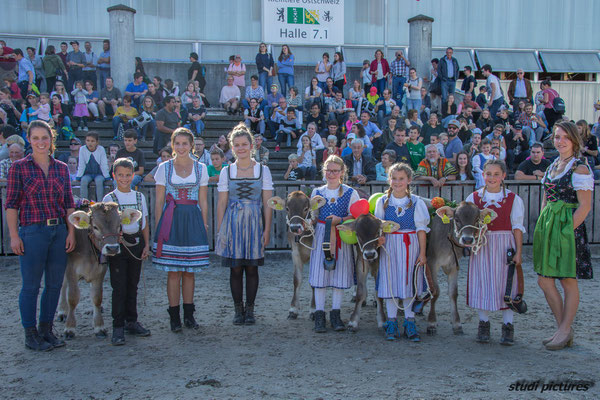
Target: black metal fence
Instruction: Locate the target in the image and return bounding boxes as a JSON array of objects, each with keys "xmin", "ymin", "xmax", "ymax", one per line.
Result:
[{"xmin": 2, "ymin": 180, "xmax": 599, "ymax": 255}]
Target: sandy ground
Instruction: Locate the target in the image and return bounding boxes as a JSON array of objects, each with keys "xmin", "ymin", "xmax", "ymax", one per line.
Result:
[{"xmin": 0, "ymin": 246, "xmax": 599, "ymax": 400}]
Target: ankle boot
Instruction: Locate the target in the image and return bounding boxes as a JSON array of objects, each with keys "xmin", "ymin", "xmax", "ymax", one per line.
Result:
[
  {"xmin": 500, "ymin": 323, "xmax": 514, "ymax": 346},
  {"xmin": 329, "ymin": 309, "xmax": 345, "ymax": 331},
  {"xmin": 244, "ymin": 303, "xmax": 256, "ymax": 325},
  {"xmin": 183, "ymin": 303, "xmax": 200, "ymax": 330},
  {"xmin": 476, "ymin": 320, "xmax": 490, "ymax": 343},
  {"xmin": 167, "ymin": 305, "xmax": 182, "ymax": 332},
  {"xmin": 24, "ymin": 327, "xmax": 53, "ymax": 352},
  {"xmin": 38, "ymin": 322, "xmax": 66, "ymax": 348},
  {"xmin": 233, "ymin": 303, "xmax": 245, "ymax": 325},
  {"xmin": 314, "ymin": 310, "xmax": 327, "ymax": 333}
]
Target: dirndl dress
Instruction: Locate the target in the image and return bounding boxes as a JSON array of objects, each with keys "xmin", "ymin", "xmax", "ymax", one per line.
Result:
[
  {"xmin": 308, "ymin": 185, "xmax": 357, "ymax": 289},
  {"xmin": 216, "ymin": 164, "xmax": 269, "ymax": 267},
  {"xmin": 533, "ymin": 158, "xmax": 593, "ymax": 279},
  {"xmin": 466, "ymin": 189, "xmax": 525, "ymax": 311},
  {"xmin": 374, "ymin": 194, "xmax": 430, "ymax": 299},
  {"xmin": 152, "ymin": 160, "xmax": 209, "ymax": 272}
]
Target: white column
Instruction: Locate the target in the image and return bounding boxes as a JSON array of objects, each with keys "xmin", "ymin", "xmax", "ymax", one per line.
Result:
[{"xmin": 107, "ymin": 4, "xmax": 136, "ymax": 93}]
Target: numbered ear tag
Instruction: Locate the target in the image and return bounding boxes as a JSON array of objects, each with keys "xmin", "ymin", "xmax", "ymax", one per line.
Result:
[
  {"xmin": 274, "ymin": 203, "xmax": 284, "ymax": 211},
  {"xmin": 311, "ymin": 202, "xmax": 319, "ymax": 210},
  {"xmin": 441, "ymin": 215, "xmax": 450, "ymax": 224},
  {"xmin": 483, "ymin": 215, "xmax": 492, "ymax": 224},
  {"xmin": 382, "ymin": 224, "xmax": 393, "ymax": 233},
  {"xmin": 79, "ymin": 220, "xmax": 89, "ymax": 229},
  {"xmin": 122, "ymin": 217, "xmax": 131, "ymax": 225}
]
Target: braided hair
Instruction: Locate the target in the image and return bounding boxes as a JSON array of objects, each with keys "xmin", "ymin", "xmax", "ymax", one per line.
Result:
[{"xmin": 384, "ymin": 162, "xmax": 414, "ymax": 210}]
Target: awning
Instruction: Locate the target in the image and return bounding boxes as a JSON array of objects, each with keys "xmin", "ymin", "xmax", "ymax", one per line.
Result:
[
  {"xmin": 475, "ymin": 50, "xmax": 542, "ymax": 72},
  {"xmin": 432, "ymin": 49, "xmax": 475, "ymax": 71},
  {"xmin": 539, "ymin": 51, "xmax": 600, "ymax": 73}
]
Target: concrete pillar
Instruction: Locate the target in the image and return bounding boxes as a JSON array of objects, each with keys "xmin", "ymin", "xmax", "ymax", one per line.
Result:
[
  {"xmin": 407, "ymin": 15, "xmax": 434, "ymax": 81},
  {"xmin": 107, "ymin": 4, "xmax": 136, "ymax": 92}
]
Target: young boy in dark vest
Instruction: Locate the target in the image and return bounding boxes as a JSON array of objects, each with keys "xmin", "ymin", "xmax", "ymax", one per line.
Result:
[{"xmin": 103, "ymin": 157, "xmax": 151, "ymax": 345}]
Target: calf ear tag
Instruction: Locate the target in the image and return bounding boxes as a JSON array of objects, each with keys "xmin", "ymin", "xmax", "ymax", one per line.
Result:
[
  {"xmin": 122, "ymin": 217, "xmax": 131, "ymax": 225},
  {"xmin": 441, "ymin": 215, "xmax": 450, "ymax": 224},
  {"xmin": 274, "ymin": 203, "xmax": 284, "ymax": 211},
  {"xmin": 311, "ymin": 202, "xmax": 319, "ymax": 210},
  {"xmin": 382, "ymin": 224, "xmax": 393, "ymax": 233},
  {"xmin": 79, "ymin": 220, "xmax": 90, "ymax": 228},
  {"xmin": 483, "ymin": 215, "xmax": 492, "ymax": 224}
]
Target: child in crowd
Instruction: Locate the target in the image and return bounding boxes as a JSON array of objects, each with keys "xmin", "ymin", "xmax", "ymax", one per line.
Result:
[
  {"xmin": 103, "ymin": 158, "xmax": 151, "ymax": 346},
  {"xmin": 463, "ymin": 159, "xmax": 525, "ymax": 346},
  {"xmin": 116, "ymin": 129, "xmax": 145, "ymax": 188},
  {"xmin": 28, "ymin": 93, "xmax": 51, "ymax": 123},
  {"xmin": 286, "ymin": 86, "xmax": 303, "ymax": 122},
  {"xmin": 275, "ymin": 108, "xmax": 301, "ymax": 151},
  {"xmin": 439, "ymin": 132, "xmax": 449, "ymax": 147},
  {"xmin": 144, "ymin": 146, "xmax": 172, "ymax": 183},
  {"xmin": 430, "ymin": 134, "xmax": 445, "ymax": 157},
  {"xmin": 341, "ymin": 133, "xmax": 355, "ymax": 157},
  {"xmin": 476, "ymin": 85, "xmax": 487, "ymax": 109},
  {"xmin": 76, "ymin": 131, "xmax": 110, "ymax": 201},
  {"xmin": 367, "ymin": 86, "xmax": 379, "ymax": 106},
  {"xmin": 491, "ymin": 137, "xmax": 506, "ymax": 161},
  {"xmin": 108, "ymin": 143, "xmax": 120, "ymax": 172},
  {"xmin": 491, "ymin": 146, "xmax": 501, "ymax": 159},
  {"xmin": 208, "ymin": 147, "xmax": 228, "ymax": 183},
  {"xmin": 345, "ymin": 110, "xmax": 359, "ymax": 134},
  {"xmin": 361, "ymin": 60, "xmax": 372, "ymax": 95},
  {"xmin": 373, "ymin": 163, "xmax": 430, "ymax": 341},
  {"xmin": 406, "ymin": 126, "xmax": 426, "ymax": 171},
  {"xmin": 284, "ymin": 153, "xmax": 304, "ymax": 181},
  {"xmin": 472, "ymin": 138, "xmax": 496, "ymax": 189},
  {"xmin": 297, "ymin": 135, "xmax": 317, "ymax": 180},
  {"xmin": 244, "ymin": 98, "xmax": 265, "ymax": 135},
  {"xmin": 51, "ymin": 94, "xmax": 71, "ymax": 130},
  {"xmin": 309, "ymin": 155, "xmax": 358, "ymax": 333},
  {"xmin": 67, "ymin": 156, "xmax": 78, "ymax": 181},
  {"xmin": 71, "ymin": 81, "xmax": 89, "ymax": 131}
]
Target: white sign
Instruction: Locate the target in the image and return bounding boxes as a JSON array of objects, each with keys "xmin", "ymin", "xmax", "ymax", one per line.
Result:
[{"xmin": 262, "ymin": 0, "xmax": 344, "ymax": 45}]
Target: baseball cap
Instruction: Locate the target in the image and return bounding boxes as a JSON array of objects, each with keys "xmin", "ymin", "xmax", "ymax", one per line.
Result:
[
  {"xmin": 472, "ymin": 128, "xmax": 482, "ymax": 135},
  {"xmin": 447, "ymin": 119, "xmax": 460, "ymax": 128},
  {"xmin": 514, "ymin": 122, "xmax": 523, "ymax": 130},
  {"xmin": 346, "ymin": 133, "xmax": 356, "ymax": 140},
  {"xmin": 70, "ymin": 137, "xmax": 82, "ymax": 145},
  {"xmin": 69, "ymin": 40, "xmax": 79, "ymax": 45},
  {"xmin": 26, "ymin": 92, "xmax": 37, "ymax": 99},
  {"xmin": 369, "ymin": 87, "xmax": 378, "ymax": 95}
]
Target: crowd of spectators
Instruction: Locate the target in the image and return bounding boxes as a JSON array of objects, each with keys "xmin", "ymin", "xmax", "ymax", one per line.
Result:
[{"xmin": 1, "ymin": 39, "xmax": 600, "ymax": 191}]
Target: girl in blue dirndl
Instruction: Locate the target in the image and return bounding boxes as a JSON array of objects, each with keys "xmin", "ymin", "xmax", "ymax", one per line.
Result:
[
  {"xmin": 309, "ymin": 155, "xmax": 359, "ymax": 333},
  {"xmin": 216, "ymin": 124, "xmax": 273, "ymax": 325},
  {"xmin": 153, "ymin": 128, "xmax": 209, "ymax": 332},
  {"xmin": 374, "ymin": 163, "xmax": 430, "ymax": 342}
]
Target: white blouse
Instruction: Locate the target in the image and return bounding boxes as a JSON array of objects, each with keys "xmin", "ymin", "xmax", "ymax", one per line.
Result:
[
  {"xmin": 102, "ymin": 189, "xmax": 148, "ymax": 234},
  {"xmin": 154, "ymin": 160, "xmax": 209, "ymax": 187},
  {"xmin": 542, "ymin": 158, "xmax": 594, "ymax": 191},
  {"xmin": 311, "ymin": 185, "xmax": 360, "ymax": 214},
  {"xmin": 374, "ymin": 194, "xmax": 431, "ymax": 233},
  {"xmin": 217, "ymin": 163, "xmax": 274, "ymax": 192},
  {"xmin": 465, "ymin": 189, "xmax": 526, "ymax": 233}
]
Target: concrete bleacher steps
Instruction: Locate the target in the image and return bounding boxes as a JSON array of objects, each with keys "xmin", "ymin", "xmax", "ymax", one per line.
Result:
[{"xmin": 55, "ymin": 111, "xmax": 297, "ymax": 179}]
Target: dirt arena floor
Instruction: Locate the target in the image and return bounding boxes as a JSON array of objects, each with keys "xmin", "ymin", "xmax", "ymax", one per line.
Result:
[{"xmin": 0, "ymin": 246, "xmax": 598, "ymax": 400}]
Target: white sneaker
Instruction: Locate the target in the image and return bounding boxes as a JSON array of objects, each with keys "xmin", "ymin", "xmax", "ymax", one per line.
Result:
[
  {"xmin": 77, "ymin": 126, "xmax": 83, "ymax": 131},
  {"xmin": 83, "ymin": 126, "xmax": 89, "ymax": 131}
]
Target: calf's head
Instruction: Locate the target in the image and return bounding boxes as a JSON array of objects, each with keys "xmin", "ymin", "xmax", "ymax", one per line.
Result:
[
  {"xmin": 436, "ymin": 201, "xmax": 497, "ymax": 246},
  {"xmin": 268, "ymin": 191, "xmax": 326, "ymax": 235},
  {"xmin": 69, "ymin": 202, "xmax": 142, "ymax": 256},
  {"xmin": 337, "ymin": 213, "xmax": 400, "ymax": 261}
]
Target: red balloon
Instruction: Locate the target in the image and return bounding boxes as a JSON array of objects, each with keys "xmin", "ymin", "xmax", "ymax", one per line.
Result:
[{"xmin": 350, "ymin": 199, "xmax": 370, "ymax": 218}]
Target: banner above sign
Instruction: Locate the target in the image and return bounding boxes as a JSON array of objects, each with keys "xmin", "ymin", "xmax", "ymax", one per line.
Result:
[{"xmin": 262, "ymin": 0, "xmax": 345, "ymax": 45}]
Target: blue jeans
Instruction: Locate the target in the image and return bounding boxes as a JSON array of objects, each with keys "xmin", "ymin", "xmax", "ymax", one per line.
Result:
[
  {"xmin": 392, "ymin": 76, "xmax": 407, "ymax": 107},
  {"xmin": 317, "ymin": 81, "xmax": 328, "ymax": 92},
  {"xmin": 278, "ymin": 73, "xmax": 294, "ymax": 97},
  {"xmin": 299, "ymin": 165, "xmax": 317, "ymax": 180},
  {"xmin": 141, "ymin": 119, "xmax": 156, "ymax": 141},
  {"xmin": 112, "ymin": 116, "xmax": 123, "ymax": 138},
  {"xmin": 441, "ymin": 79, "xmax": 456, "ymax": 103},
  {"xmin": 405, "ymin": 98, "xmax": 422, "ymax": 113},
  {"xmin": 375, "ymin": 78, "xmax": 387, "ymax": 96},
  {"xmin": 184, "ymin": 119, "xmax": 205, "ymax": 136},
  {"xmin": 241, "ymin": 98, "xmax": 267, "ymax": 111},
  {"xmin": 98, "ymin": 68, "xmax": 110, "ymax": 90},
  {"xmin": 80, "ymin": 174, "xmax": 106, "ymax": 201},
  {"xmin": 19, "ymin": 223, "xmax": 68, "ymax": 328},
  {"xmin": 258, "ymin": 71, "xmax": 272, "ymax": 94},
  {"xmin": 523, "ymin": 126, "xmax": 546, "ymax": 146},
  {"xmin": 489, "ymin": 96, "xmax": 505, "ymax": 119}
]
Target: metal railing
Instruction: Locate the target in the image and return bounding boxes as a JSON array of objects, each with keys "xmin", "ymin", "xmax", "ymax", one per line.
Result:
[{"xmin": 1, "ymin": 180, "xmax": 599, "ymax": 255}]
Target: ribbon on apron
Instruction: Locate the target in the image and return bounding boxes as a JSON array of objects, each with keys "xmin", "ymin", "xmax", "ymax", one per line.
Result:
[
  {"xmin": 156, "ymin": 193, "xmax": 198, "ymax": 257},
  {"xmin": 391, "ymin": 231, "xmax": 416, "ymax": 285}
]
